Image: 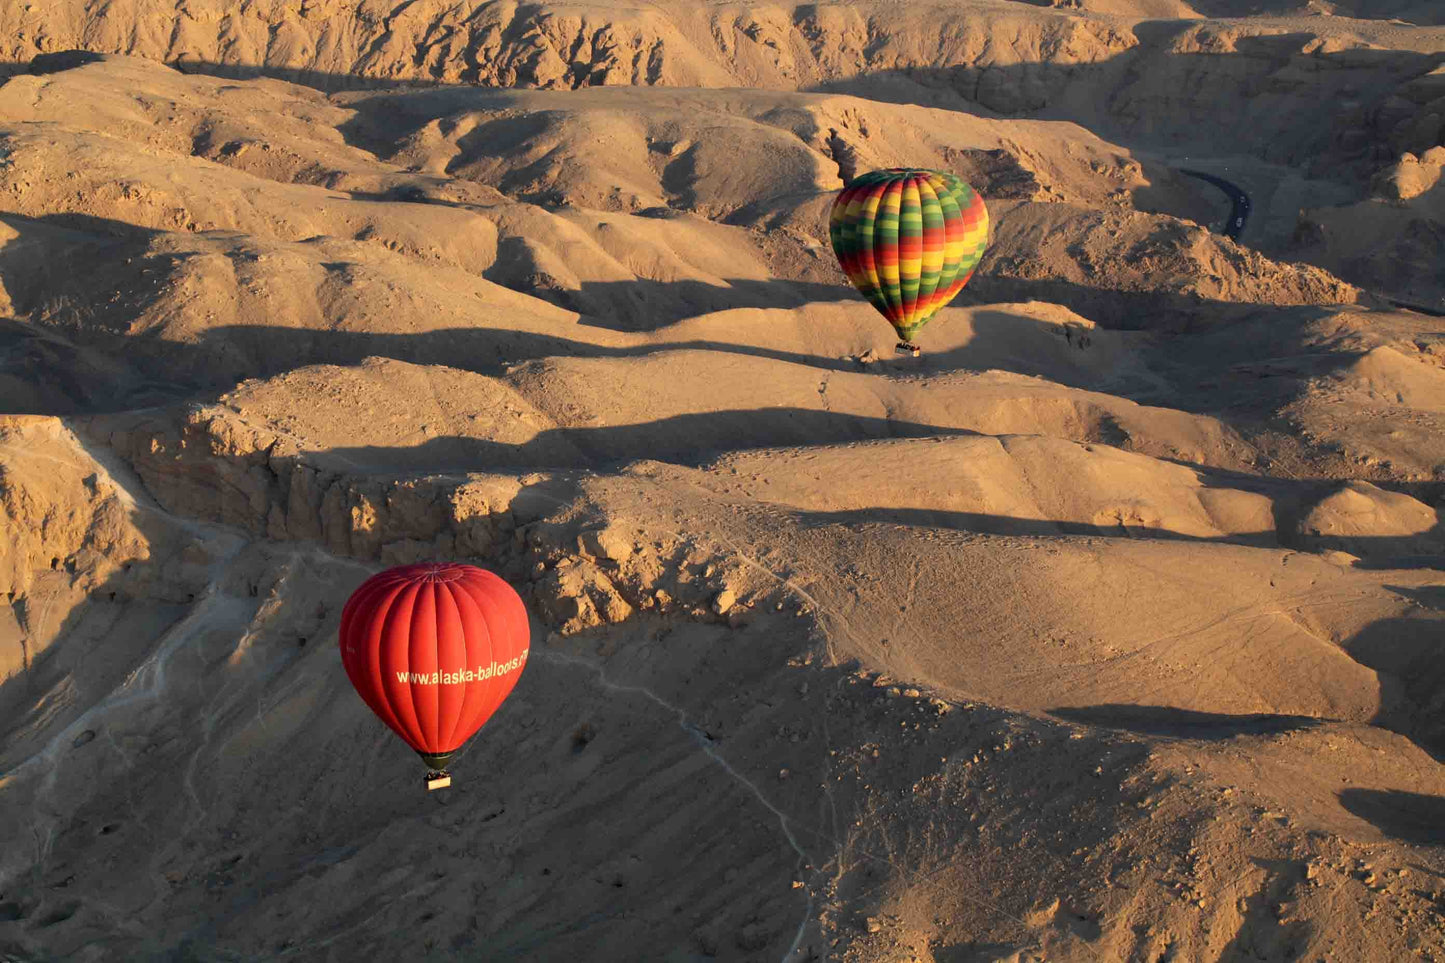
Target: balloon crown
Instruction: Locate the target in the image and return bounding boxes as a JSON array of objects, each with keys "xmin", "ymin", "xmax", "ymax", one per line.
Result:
[
  {"xmin": 376, "ymin": 561, "xmax": 470, "ymax": 583},
  {"xmin": 849, "ymin": 168, "xmax": 970, "ymax": 196},
  {"xmin": 859, "ymin": 166, "xmax": 958, "ymax": 178}
]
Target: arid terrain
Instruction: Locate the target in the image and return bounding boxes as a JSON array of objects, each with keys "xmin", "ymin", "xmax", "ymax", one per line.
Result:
[{"xmin": 1, "ymin": 1, "xmax": 1444, "ymax": 960}]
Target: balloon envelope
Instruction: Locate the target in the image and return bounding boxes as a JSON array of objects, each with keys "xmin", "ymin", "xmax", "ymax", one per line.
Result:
[
  {"xmin": 338, "ymin": 562, "xmax": 530, "ymax": 768},
  {"xmin": 829, "ymin": 168, "xmax": 989, "ymax": 344}
]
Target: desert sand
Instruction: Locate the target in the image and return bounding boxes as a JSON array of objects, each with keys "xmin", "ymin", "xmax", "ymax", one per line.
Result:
[{"xmin": 0, "ymin": 1, "xmax": 1443, "ymax": 960}]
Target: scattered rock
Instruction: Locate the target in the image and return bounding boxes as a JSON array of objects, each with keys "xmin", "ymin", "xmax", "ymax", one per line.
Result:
[
  {"xmin": 534, "ymin": 558, "xmax": 635, "ymax": 634},
  {"xmin": 578, "ymin": 526, "xmax": 633, "ymax": 564},
  {"xmin": 1372, "ymin": 151, "xmax": 1444, "ymax": 201}
]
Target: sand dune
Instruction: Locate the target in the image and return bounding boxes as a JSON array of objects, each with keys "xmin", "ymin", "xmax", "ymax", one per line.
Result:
[{"xmin": 1, "ymin": 4, "xmax": 1444, "ymax": 960}]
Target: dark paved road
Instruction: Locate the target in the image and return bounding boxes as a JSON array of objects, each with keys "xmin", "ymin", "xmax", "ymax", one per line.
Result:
[
  {"xmin": 1179, "ymin": 168, "xmax": 1251, "ymax": 240},
  {"xmin": 1177, "ymin": 169, "xmax": 1445, "ymax": 317}
]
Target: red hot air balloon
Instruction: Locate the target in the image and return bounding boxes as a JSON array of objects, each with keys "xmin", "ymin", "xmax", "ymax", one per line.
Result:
[{"xmin": 339, "ymin": 562, "xmax": 531, "ymax": 790}]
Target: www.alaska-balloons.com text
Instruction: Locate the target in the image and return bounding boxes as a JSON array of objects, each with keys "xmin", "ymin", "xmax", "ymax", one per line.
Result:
[{"xmin": 394, "ymin": 649, "xmax": 530, "ymax": 685}]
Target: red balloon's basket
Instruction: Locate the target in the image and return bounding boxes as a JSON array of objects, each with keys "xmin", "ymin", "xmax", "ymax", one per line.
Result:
[{"xmin": 425, "ymin": 770, "xmax": 452, "ymax": 791}]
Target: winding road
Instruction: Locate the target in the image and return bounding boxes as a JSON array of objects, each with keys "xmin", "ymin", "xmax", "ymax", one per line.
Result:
[
  {"xmin": 1177, "ymin": 168, "xmax": 1445, "ymax": 317},
  {"xmin": 1179, "ymin": 168, "xmax": 1252, "ymax": 240}
]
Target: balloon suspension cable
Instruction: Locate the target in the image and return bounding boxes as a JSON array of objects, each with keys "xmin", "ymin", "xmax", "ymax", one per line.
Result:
[
  {"xmin": 425, "ymin": 769, "xmax": 453, "ymax": 792},
  {"xmin": 896, "ymin": 341, "xmax": 922, "ymax": 357}
]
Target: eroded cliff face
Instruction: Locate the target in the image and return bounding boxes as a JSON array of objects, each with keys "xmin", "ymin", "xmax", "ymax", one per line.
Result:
[
  {"xmin": 1, "ymin": 1, "xmax": 1134, "ymax": 91},
  {"xmin": 5, "ymin": 2, "xmax": 1439, "ymax": 166},
  {"xmin": 0, "ymin": 417, "xmax": 152, "ymax": 680},
  {"xmin": 1095, "ymin": 27, "xmax": 1443, "ymax": 173},
  {"xmin": 3, "ymin": 2, "xmax": 1438, "ymax": 170},
  {"xmin": 5, "ymin": 0, "xmax": 1442, "ymax": 311},
  {"xmin": 77, "ymin": 402, "xmax": 772, "ymax": 639}
]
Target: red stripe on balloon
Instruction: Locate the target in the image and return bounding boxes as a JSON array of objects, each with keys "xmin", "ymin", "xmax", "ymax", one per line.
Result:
[{"xmin": 378, "ymin": 582, "xmax": 425, "ymax": 749}]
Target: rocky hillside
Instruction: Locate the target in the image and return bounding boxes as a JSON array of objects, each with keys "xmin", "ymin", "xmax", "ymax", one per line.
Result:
[{"xmin": 1, "ymin": 5, "xmax": 1444, "ymax": 962}]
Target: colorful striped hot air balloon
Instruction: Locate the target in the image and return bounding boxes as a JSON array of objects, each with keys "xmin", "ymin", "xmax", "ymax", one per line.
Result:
[{"xmin": 829, "ymin": 168, "xmax": 989, "ymax": 354}]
